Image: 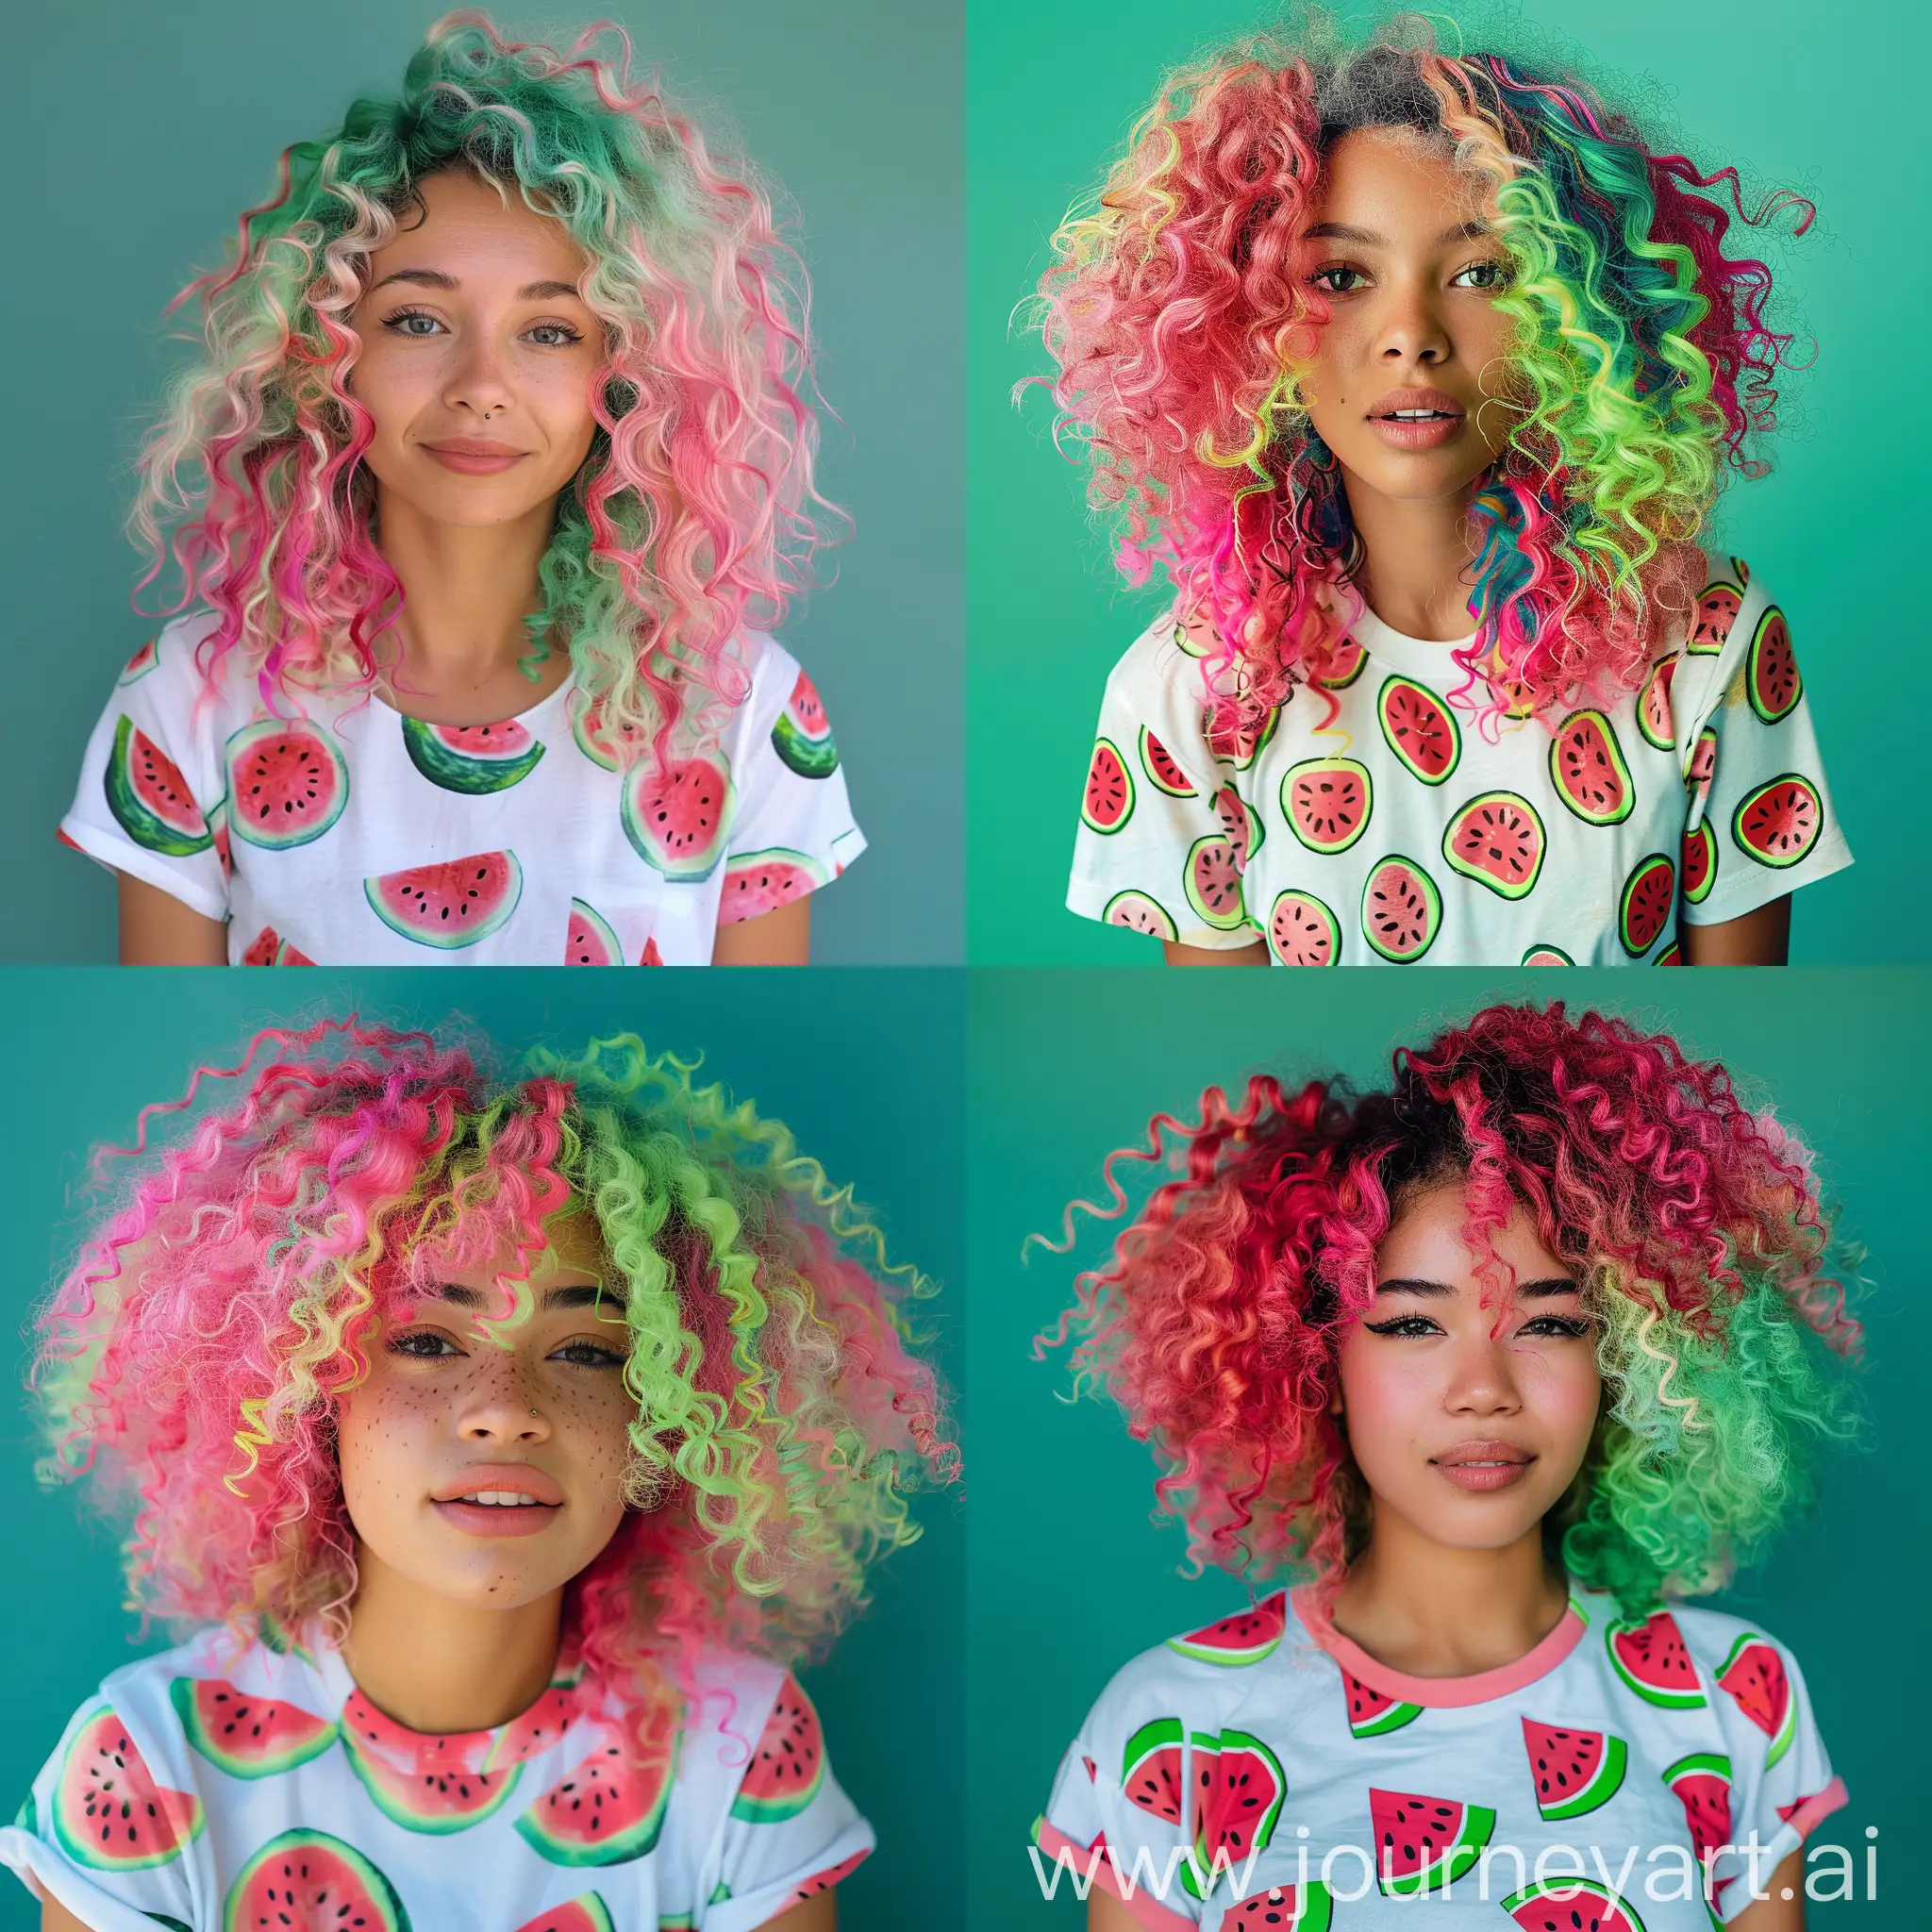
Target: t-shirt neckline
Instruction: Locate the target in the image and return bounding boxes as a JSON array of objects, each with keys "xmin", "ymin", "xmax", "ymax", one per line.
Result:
[
  {"xmin": 1346, "ymin": 605, "xmax": 1481, "ymax": 686},
  {"xmin": 365, "ymin": 667, "xmax": 578, "ymax": 733},
  {"xmin": 1291, "ymin": 1583, "xmax": 1588, "ymax": 1707}
]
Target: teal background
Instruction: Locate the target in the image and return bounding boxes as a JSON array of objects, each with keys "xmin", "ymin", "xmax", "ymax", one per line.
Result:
[
  {"xmin": 966, "ymin": 969, "xmax": 1923, "ymax": 1923},
  {"xmin": 969, "ymin": 0, "xmax": 1929, "ymax": 963},
  {"xmin": 5, "ymin": 0, "xmax": 962, "ymax": 965},
  {"xmin": 0, "ymin": 968, "xmax": 965, "ymax": 1932}
]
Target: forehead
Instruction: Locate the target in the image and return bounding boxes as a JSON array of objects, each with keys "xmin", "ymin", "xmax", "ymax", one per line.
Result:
[
  {"xmin": 408, "ymin": 1205, "xmax": 609, "ymax": 1285},
  {"xmin": 1374, "ymin": 1180, "xmax": 1570, "ymax": 1284},
  {"xmin": 1313, "ymin": 125, "xmax": 1490, "ymax": 230},
  {"xmin": 375, "ymin": 167, "xmax": 585, "ymax": 276}
]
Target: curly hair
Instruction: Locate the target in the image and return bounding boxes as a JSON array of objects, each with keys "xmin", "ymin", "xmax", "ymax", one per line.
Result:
[
  {"xmin": 1028, "ymin": 10, "xmax": 1814, "ymax": 736},
  {"xmin": 1036, "ymin": 1003, "xmax": 1862, "ymax": 1628},
  {"xmin": 130, "ymin": 10, "xmax": 837, "ymax": 768},
  {"xmin": 31, "ymin": 1018, "xmax": 955, "ymax": 1760}
]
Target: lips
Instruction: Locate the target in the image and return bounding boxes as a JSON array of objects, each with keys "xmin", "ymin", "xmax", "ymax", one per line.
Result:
[
  {"xmin": 431, "ymin": 1464, "xmax": 564, "ymax": 1506},
  {"xmin": 1368, "ymin": 386, "xmax": 1466, "ymax": 422},
  {"xmin": 1433, "ymin": 1440, "xmax": 1531, "ymax": 1467},
  {"xmin": 421, "ymin": 439, "xmax": 527, "ymax": 458}
]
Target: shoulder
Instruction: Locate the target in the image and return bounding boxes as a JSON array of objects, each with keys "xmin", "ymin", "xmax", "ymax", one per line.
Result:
[
  {"xmin": 1103, "ymin": 606, "xmax": 1205, "ymax": 702},
  {"xmin": 1668, "ymin": 1601, "xmax": 1809, "ymax": 1683},
  {"xmin": 1081, "ymin": 1592, "xmax": 1298, "ymax": 1741}
]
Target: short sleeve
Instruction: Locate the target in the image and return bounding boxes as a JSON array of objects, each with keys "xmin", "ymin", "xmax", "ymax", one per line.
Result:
[
  {"xmin": 1067, "ymin": 614, "xmax": 1262, "ymax": 952},
  {"xmin": 1035, "ymin": 1666, "xmax": 1206, "ymax": 1930},
  {"xmin": 697, "ymin": 1674, "xmax": 874, "ymax": 1932},
  {"xmin": 60, "ymin": 624, "xmax": 231, "ymax": 923},
  {"xmin": 1674, "ymin": 566, "xmax": 1852, "ymax": 928},
  {"xmin": 0, "ymin": 1695, "xmax": 211, "ymax": 1932},
  {"xmin": 1701, "ymin": 1628, "xmax": 1848, "ymax": 1924},
  {"xmin": 717, "ymin": 642, "xmax": 866, "ymax": 922}
]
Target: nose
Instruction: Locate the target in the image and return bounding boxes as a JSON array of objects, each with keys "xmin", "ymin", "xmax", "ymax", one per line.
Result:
[
  {"xmin": 441, "ymin": 329, "xmax": 516, "ymax": 425},
  {"xmin": 1374, "ymin": 271, "xmax": 1451, "ymax": 369},
  {"xmin": 1441, "ymin": 1319, "xmax": 1524, "ymax": 1415},
  {"xmin": 455, "ymin": 1351, "xmax": 549, "ymax": 1443}
]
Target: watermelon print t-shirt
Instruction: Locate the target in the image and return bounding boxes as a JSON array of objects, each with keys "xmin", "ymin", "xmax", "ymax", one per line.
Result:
[
  {"xmin": 1035, "ymin": 1584, "xmax": 1848, "ymax": 1930},
  {"xmin": 60, "ymin": 609, "xmax": 865, "ymax": 965},
  {"xmin": 1068, "ymin": 553, "xmax": 1851, "ymax": 965},
  {"xmin": 0, "ymin": 1618, "xmax": 871, "ymax": 1932}
]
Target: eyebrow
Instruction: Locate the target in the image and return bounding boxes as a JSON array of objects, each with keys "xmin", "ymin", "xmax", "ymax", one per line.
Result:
[
  {"xmin": 1374, "ymin": 1275, "xmax": 1578, "ymax": 1300},
  {"xmin": 368, "ymin": 268, "xmax": 584, "ymax": 301},
  {"xmin": 1302, "ymin": 219, "xmax": 1494, "ymax": 246},
  {"xmin": 432, "ymin": 1281, "xmax": 622, "ymax": 1310}
]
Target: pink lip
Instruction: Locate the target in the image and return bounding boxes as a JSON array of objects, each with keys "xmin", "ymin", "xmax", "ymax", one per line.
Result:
[
  {"xmin": 432, "ymin": 1464, "xmax": 565, "ymax": 1506},
  {"xmin": 433, "ymin": 1498, "xmax": 559, "ymax": 1537},
  {"xmin": 422, "ymin": 441, "xmax": 527, "ymax": 475},
  {"xmin": 1367, "ymin": 385, "xmax": 1467, "ymax": 453},
  {"xmin": 1432, "ymin": 1440, "xmax": 1534, "ymax": 1492}
]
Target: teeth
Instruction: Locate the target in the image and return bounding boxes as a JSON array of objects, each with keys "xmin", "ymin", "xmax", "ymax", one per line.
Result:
[
  {"xmin": 1390, "ymin": 409, "xmax": 1453, "ymax": 420},
  {"xmin": 457, "ymin": 1491, "xmax": 542, "ymax": 1507}
]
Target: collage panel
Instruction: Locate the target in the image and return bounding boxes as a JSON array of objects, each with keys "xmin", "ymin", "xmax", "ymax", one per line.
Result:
[
  {"xmin": 971, "ymin": 0, "xmax": 1914, "ymax": 967},
  {"xmin": 967, "ymin": 969, "xmax": 1924, "ymax": 1926},
  {"xmin": 0, "ymin": 969, "xmax": 963, "ymax": 1932},
  {"xmin": 9, "ymin": 0, "xmax": 961, "ymax": 969}
]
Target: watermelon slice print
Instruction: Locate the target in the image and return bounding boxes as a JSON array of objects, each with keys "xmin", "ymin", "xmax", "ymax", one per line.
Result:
[
  {"xmin": 1444, "ymin": 791, "xmax": 1545, "ymax": 899},
  {"xmin": 222, "ymin": 1829, "xmax": 408, "ymax": 1932},
  {"xmin": 401, "ymin": 717, "xmax": 545, "ymax": 794},
  {"xmin": 564, "ymin": 901, "xmax": 622, "ymax": 966},
  {"xmin": 1224, "ymin": 1883, "xmax": 1334, "ymax": 1930},
  {"xmin": 772, "ymin": 668, "xmax": 840, "ymax": 779},
  {"xmin": 1746, "ymin": 608, "xmax": 1802, "ymax": 723},
  {"xmin": 515, "ymin": 1735, "xmax": 674, "ymax": 1865},
  {"xmin": 729, "ymin": 1674, "xmax": 825, "ymax": 1822},
  {"xmin": 170, "ymin": 1678, "xmax": 336, "ymax": 1779},
  {"xmin": 1104, "ymin": 890, "xmax": 1178, "ymax": 941},
  {"xmin": 1185, "ymin": 836, "xmax": 1247, "ymax": 931},
  {"xmin": 511, "ymin": 1898, "xmax": 615, "ymax": 1932},
  {"xmin": 1378, "ymin": 675, "xmax": 1461, "ymax": 785},
  {"xmin": 1213, "ymin": 784, "xmax": 1265, "ymax": 869},
  {"xmin": 117, "ymin": 637, "xmax": 160, "ymax": 686},
  {"xmin": 718, "ymin": 850, "xmax": 828, "ymax": 924},
  {"xmin": 1166, "ymin": 1594, "xmax": 1286, "ymax": 1666},
  {"xmin": 225, "ymin": 718, "xmax": 349, "ymax": 851},
  {"xmin": 1522, "ymin": 944, "xmax": 1573, "ymax": 966},
  {"xmin": 105, "ymin": 716, "xmax": 212, "ymax": 857},
  {"xmin": 240, "ymin": 926, "xmax": 315, "ymax": 967},
  {"xmin": 366, "ymin": 853, "xmax": 523, "ymax": 950},
  {"xmin": 1345, "ymin": 1673, "xmax": 1422, "ymax": 1740},
  {"xmin": 1082, "ymin": 739, "xmax": 1134, "ymax": 833},
  {"xmin": 1550, "ymin": 710, "xmax": 1634, "ymax": 826},
  {"xmin": 1361, "ymin": 857, "xmax": 1441, "ymax": 963},
  {"xmin": 622, "ymin": 753, "xmax": 734, "ymax": 879},
  {"xmin": 1733, "ymin": 774, "xmax": 1823, "ymax": 869},
  {"xmin": 1207, "ymin": 702, "xmax": 1280, "ymax": 771},
  {"xmin": 1317, "ymin": 636, "xmax": 1367, "ymax": 689},
  {"xmin": 1656, "ymin": 941, "xmax": 1683, "ymax": 966},
  {"xmin": 1618, "ymin": 854, "xmax": 1675, "ymax": 958},
  {"xmin": 1716, "ymin": 1635, "xmax": 1796, "ymax": 1769},
  {"xmin": 567, "ymin": 688, "xmax": 646, "ymax": 772},
  {"xmin": 341, "ymin": 1686, "xmax": 520, "ymax": 1832},
  {"xmin": 1638, "ymin": 657, "xmax": 1676, "ymax": 750},
  {"xmin": 1682, "ymin": 822, "xmax": 1715, "ymax": 904},
  {"xmin": 1369, "ymin": 1787, "xmax": 1495, "ymax": 1894},
  {"xmin": 1121, "ymin": 1717, "xmax": 1187, "ymax": 1823},
  {"xmin": 1267, "ymin": 891, "xmax": 1341, "ymax": 967},
  {"xmin": 1502, "ymin": 1876, "xmax": 1648, "ymax": 1931},
  {"xmin": 1174, "ymin": 608, "xmax": 1220, "ymax": 658},
  {"xmin": 789, "ymin": 1849, "xmax": 870, "ymax": 1899},
  {"xmin": 52, "ymin": 1704, "xmax": 205, "ymax": 1872},
  {"xmin": 1140, "ymin": 725, "xmax": 1198, "ymax": 798},
  {"xmin": 1182, "ymin": 1730, "xmax": 1285, "ymax": 1900},
  {"xmin": 1662, "ymin": 1750, "xmax": 1733, "ymax": 1887},
  {"xmin": 1283, "ymin": 758, "xmax": 1372, "ymax": 853},
  {"xmin": 1685, "ymin": 726, "xmax": 1717, "ymax": 823},
  {"xmin": 1607, "ymin": 1610, "xmax": 1706, "ymax": 1709},
  {"xmin": 1689, "ymin": 581, "xmax": 1743, "ymax": 656},
  {"xmin": 1521, "ymin": 1719, "xmax": 1626, "ymax": 1820}
]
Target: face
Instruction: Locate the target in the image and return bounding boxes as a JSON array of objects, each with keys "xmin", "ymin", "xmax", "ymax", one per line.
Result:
[
  {"xmin": 348, "ymin": 167, "xmax": 606, "ymax": 530},
  {"xmin": 1294, "ymin": 126, "xmax": 1524, "ymax": 513},
  {"xmin": 336, "ymin": 1212, "xmax": 636, "ymax": 1611},
  {"xmin": 1332, "ymin": 1179, "xmax": 1602, "ymax": 1555}
]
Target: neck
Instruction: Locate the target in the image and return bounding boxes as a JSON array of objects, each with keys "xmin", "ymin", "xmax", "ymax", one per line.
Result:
[
  {"xmin": 340, "ymin": 1544, "xmax": 562, "ymax": 1733},
  {"xmin": 372, "ymin": 486, "xmax": 565, "ymax": 703},
  {"xmin": 1328, "ymin": 1509, "xmax": 1570, "ymax": 1679},
  {"xmin": 1343, "ymin": 471, "xmax": 1485, "ymax": 642}
]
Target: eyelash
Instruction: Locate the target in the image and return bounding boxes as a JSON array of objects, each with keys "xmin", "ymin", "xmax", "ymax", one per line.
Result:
[
  {"xmin": 388, "ymin": 1327, "xmax": 626, "ymax": 1368},
  {"xmin": 1362, "ymin": 1314, "xmax": 1592, "ymax": 1341},
  {"xmin": 1308, "ymin": 261, "xmax": 1511, "ymax": 295},
  {"xmin": 379, "ymin": 307, "xmax": 585, "ymax": 348}
]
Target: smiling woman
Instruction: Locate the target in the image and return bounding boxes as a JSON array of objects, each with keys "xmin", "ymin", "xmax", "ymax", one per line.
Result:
[
  {"xmin": 1038, "ymin": 16, "xmax": 1849, "ymax": 966},
  {"xmin": 0, "ymin": 1017, "xmax": 958, "ymax": 1931},
  {"xmin": 59, "ymin": 12, "xmax": 863, "ymax": 965}
]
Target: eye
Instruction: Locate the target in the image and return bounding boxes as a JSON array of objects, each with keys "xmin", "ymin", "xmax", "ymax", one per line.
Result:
[
  {"xmin": 1362, "ymin": 1314, "xmax": 1443, "ymax": 1339},
  {"xmin": 1518, "ymin": 1315, "xmax": 1592, "ymax": 1340},
  {"xmin": 526, "ymin": 321, "xmax": 585, "ymax": 348},
  {"xmin": 1309, "ymin": 263, "xmax": 1369, "ymax": 295},
  {"xmin": 551, "ymin": 1338, "xmax": 626, "ymax": 1368},
  {"xmin": 389, "ymin": 1327, "xmax": 461, "ymax": 1359},
  {"xmin": 381, "ymin": 308, "xmax": 444, "ymax": 338},
  {"xmin": 1451, "ymin": 259, "xmax": 1511, "ymax": 291}
]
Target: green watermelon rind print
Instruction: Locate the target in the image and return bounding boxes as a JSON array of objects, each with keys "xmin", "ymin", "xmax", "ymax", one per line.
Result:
[
  {"xmin": 1617, "ymin": 855, "xmax": 1676, "ymax": 958},
  {"xmin": 1375, "ymin": 1796, "xmax": 1496, "ymax": 1896},
  {"xmin": 771, "ymin": 705, "xmax": 841, "ymax": 781},
  {"xmin": 400, "ymin": 717, "xmax": 546, "ymax": 795},
  {"xmin": 1360, "ymin": 857, "xmax": 1441, "ymax": 964},
  {"xmin": 1266, "ymin": 890, "xmax": 1341, "ymax": 968},
  {"xmin": 1121, "ymin": 1717, "xmax": 1185, "ymax": 1805},
  {"xmin": 1607, "ymin": 1619, "xmax": 1707, "ymax": 1710},
  {"xmin": 1745, "ymin": 606, "xmax": 1802, "ymax": 724},
  {"xmin": 224, "ymin": 718, "xmax": 350, "ymax": 852},
  {"xmin": 1524, "ymin": 1724, "xmax": 1628, "ymax": 1821},
  {"xmin": 1683, "ymin": 821, "xmax": 1717, "ymax": 905},
  {"xmin": 1660, "ymin": 1749, "xmax": 1732, "ymax": 1787},
  {"xmin": 1521, "ymin": 945, "xmax": 1574, "ymax": 966},
  {"xmin": 1501, "ymin": 1878, "xmax": 1647, "ymax": 1932},
  {"xmin": 1731, "ymin": 774, "xmax": 1824, "ymax": 871},
  {"xmin": 1183, "ymin": 836, "xmax": 1248, "ymax": 931},
  {"xmin": 105, "ymin": 715, "xmax": 214, "ymax": 858},
  {"xmin": 221, "ymin": 1827, "xmax": 411, "ymax": 1932},
  {"xmin": 1716, "ymin": 1634, "xmax": 1798, "ymax": 1770},
  {"xmin": 1349, "ymin": 1696, "xmax": 1423, "ymax": 1740},
  {"xmin": 342, "ymin": 1721, "xmax": 523, "ymax": 1833},
  {"xmin": 1081, "ymin": 738, "xmax": 1135, "ymax": 835},
  {"xmin": 1103, "ymin": 890, "xmax": 1179, "ymax": 941},
  {"xmin": 1181, "ymin": 1728, "xmax": 1286, "ymax": 1900},
  {"xmin": 168, "ymin": 1677, "xmax": 338, "ymax": 1780},
  {"xmin": 1442, "ymin": 791, "xmax": 1545, "ymax": 900},
  {"xmin": 1377, "ymin": 675, "xmax": 1462, "ymax": 786},
  {"xmin": 1549, "ymin": 709, "xmax": 1636, "ymax": 827},
  {"xmin": 1281, "ymin": 757, "xmax": 1374, "ymax": 855},
  {"xmin": 53, "ymin": 1704, "xmax": 206, "ymax": 1874},
  {"xmin": 1138, "ymin": 724, "xmax": 1198, "ymax": 799}
]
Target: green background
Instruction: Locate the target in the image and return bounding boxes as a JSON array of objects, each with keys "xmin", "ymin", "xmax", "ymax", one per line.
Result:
[
  {"xmin": 965, "ymin": 969, "xmax": 1924, "ymax": 1924},
  {"xmin": 969, "ymin": 0, "xmax": 1928, "ymax": 963},
  {"xmin": 0, "ymin": 969, "xmax": 964, "ymax": 1932},
  {"xmin": 5, "ymin": 0, "xmax": 961, "ymax": 966}
]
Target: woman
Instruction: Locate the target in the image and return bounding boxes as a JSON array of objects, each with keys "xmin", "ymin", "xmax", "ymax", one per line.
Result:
[
  {"xmin": 1040, "ymin": 18, "xmax": 1848, "ymax": 965},
  {"xmin": 4, "ymin": 1020, "xmax": 956, "ymax": 1928},
  {"xmin": 1034, "ymin": 1003, "xmax": 1860, "ymax": 1925},
  {"xmin": 62, "ymin": 14, "xmax": 859, "ymax": 965}
]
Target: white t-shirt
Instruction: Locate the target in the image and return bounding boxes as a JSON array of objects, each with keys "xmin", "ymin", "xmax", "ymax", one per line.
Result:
[
  {"xmin": 1, "ymin": 1617, "xmax": 871, "ymax": 1932},
  {"xmin": 61, "ymin": 611, "xmax": 866, "ymax": 965},
  {"xmin": 1036, "ymin": 1583, "xmax": 1847, "ymax": 1930},
  {"xmin": 1068, "ymin": 553, "xmax": 1850, "ymax": 965}
]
